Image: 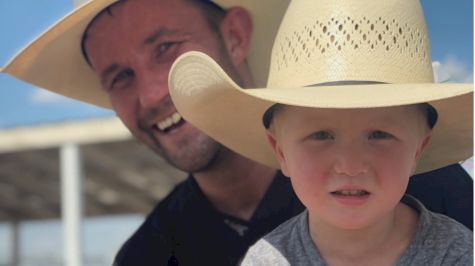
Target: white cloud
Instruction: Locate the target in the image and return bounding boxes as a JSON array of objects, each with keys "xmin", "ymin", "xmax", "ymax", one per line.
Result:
[
  {"xmin": 432, "ymin": 56, "xmax": 473, "ymax": 83},
  {"xmin": 29, "ymin": 89, "xmax": 74, "ymax": 105}
]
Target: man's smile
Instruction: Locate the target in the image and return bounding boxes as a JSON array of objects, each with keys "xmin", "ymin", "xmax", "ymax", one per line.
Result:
[{"xmin": 155, "ymin": 111, "xmax": 186, "ymax": 133}]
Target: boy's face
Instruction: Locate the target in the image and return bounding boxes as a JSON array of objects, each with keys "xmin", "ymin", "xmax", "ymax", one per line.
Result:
[{"xmin": 266, "ymin": 105, "xmax": 432, "ymax": 229}]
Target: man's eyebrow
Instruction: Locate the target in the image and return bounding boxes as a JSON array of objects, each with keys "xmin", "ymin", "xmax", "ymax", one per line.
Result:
[
  {"xmin": 100, "ymin": 63, "xmax": 119, "ymax": 82},
  {"xmin": 142, "ymin": 28, "xmax": 178, "ymax": 47}
]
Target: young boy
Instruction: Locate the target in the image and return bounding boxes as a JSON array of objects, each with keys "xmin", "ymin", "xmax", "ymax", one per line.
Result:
[
  {"xmin": 240, "ymin": 104, "xmax": 471, "ymax": 265},
  {"xmin": 168, "ymin": 0, "xmax": 473, "ymax": 265}
]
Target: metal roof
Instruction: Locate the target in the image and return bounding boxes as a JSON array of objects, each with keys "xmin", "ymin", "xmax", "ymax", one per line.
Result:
[{"xmin": 0, "ymin": 117, "xmax": 186, "ymax": 221}]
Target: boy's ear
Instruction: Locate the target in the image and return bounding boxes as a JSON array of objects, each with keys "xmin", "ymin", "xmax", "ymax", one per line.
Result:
[
  {"xmin": 415, "ymin": 131, "xmax": 433, "ymax": 162},
  {"xmin": 219, "ymin": 7, "xmax": 253, "ymax": 67},
  {"xmin": 266, "ymin": 129, "xmax": 290, "ymax": 177},
  {"xmin": 411, "ymin": 131, "xmax": 433, "ymax": 174}
]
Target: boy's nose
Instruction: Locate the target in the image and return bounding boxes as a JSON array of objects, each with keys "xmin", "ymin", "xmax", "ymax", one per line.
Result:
[{"xmin": 333, "ymin": 143, "xmax": 369, "ymax": 177}]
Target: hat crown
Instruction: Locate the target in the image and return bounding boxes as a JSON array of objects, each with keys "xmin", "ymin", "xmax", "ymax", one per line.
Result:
[{"xmin": 267, "ymin": 0, "xmax": 434, "ymax": 88}]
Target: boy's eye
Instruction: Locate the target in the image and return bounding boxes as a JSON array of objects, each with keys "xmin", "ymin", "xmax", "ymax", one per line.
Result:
[
  {"xmin": 110, "ymin": 69, "xmax": 134, "ymax": 90},
  {"xmin": 369, "ymin": 130, "xmax": 393, "ymax": 140},
  {"xmin": 309, "ymin": 131, "xmax": 334, "ymax": 140}
]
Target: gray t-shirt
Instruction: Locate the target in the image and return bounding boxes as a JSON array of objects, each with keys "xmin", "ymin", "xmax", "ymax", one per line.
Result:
[{"xmin": 241, "ymin": 195, "xmax": 473, "ymax": 265}]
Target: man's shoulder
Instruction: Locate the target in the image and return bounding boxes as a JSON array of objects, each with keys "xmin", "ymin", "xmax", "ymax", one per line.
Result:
[
  {"xmin": 153, "ymin": 176, "xmax": 197, "ymax": 214},
  {"xmin": 114, "ymin": 177, "xmax": 196, "ymax": 265},
  {"xmin": 408, "ymin": 163, "xmax": 472, "ymax": 188}
]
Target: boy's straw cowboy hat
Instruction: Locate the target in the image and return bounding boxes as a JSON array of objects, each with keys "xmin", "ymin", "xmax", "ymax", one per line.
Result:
[
  {"xmin": 169, "ymin": 0, "xmax": 473, "ymax": 174},
  {"xmin": 1, "ymin": 0, "xmax": 290, "ymax": 108}
]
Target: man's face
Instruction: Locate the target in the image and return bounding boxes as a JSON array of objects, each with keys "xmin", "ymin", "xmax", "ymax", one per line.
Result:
[{"xmin": 85, "ymin": 0, "xmax": 241, "ymax": 172}]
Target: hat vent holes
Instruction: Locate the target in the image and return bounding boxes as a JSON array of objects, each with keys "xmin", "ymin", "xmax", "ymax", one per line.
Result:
[{"xmin": 275, "ymin": 17, "xmax": 428, "ymax": 71}]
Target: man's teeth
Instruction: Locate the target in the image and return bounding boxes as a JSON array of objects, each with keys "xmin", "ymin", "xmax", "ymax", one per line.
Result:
[
  {"xmin": 334, "ymin": 190, "xmax": 368, "ymax": 196},
  {"xmin": 157, "ymin": 112, "xmax": 182, "ymax": 131}
]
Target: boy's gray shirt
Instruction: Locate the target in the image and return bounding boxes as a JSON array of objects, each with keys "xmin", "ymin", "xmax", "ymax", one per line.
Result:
[{"xmin": 241, "ymin": 195, "xmax": 473, "ymax": 266}]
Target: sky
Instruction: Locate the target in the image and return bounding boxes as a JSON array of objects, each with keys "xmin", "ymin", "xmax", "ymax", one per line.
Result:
[
  {"xmin": 0, "ymin": 0, "xmax": 473, "ymax": 128},
  {"xmin": 0, "ymin": 0, "xmax": 472, "ymax": 265},
  {"xmin": 0, "ymin": 1, "xmax": 113, "ymax": 129}
]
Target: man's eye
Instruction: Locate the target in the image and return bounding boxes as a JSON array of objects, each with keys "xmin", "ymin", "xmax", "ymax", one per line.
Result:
[
  {"xmin": 310, "ymin": 131, "xmax": 334, "ymax": 140},
  {"xmin": 369, "ymin": 130, "xmax": 393, "ymax": 139},
  {"xmin": 153, "ymin": 42, "xmax": 177, "ymax": 61},
  {"xmin": 110, "ymin": 69, "xmax": 134, "ymax": 89},
  {"xmin": 158, "ymin": 42, "xmax": 173, "ymax": 53}
]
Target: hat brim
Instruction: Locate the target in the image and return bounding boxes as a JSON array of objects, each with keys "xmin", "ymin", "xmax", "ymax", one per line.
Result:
[
  {"xmin": 1, "ymin": 0, "xmax": 290, "ymax": 108},
  {"xmin": 169, "ymin": 51, "xmax": 473, "ymax": 174}
]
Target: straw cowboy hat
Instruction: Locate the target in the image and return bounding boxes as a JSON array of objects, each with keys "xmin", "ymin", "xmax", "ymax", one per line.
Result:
[
  {"xmin": 169, "ymin": 0, "xmax": 473, "ymax": 174},
  {"xmin": 1, "ymin": 0, "xmax": 290, "ymax": 108}
]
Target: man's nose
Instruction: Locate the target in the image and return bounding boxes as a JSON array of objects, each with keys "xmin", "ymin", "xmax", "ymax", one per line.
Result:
[
  {"xmin": 136, "ymin": 68, "xmax": 168, "ymax": 109},
  {"xmin": 333, "ymin": 142, "xmax": 369, "ymax": 177}
]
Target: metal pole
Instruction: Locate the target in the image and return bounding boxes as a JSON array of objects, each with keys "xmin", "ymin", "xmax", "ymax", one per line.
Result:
[
  {"xmin": 12, "ymin": 221, "xmax": 20, "ymax": 266},
  {"xmin": 60, "ymin": 143, "xmax": 83, "ymax": 266}
]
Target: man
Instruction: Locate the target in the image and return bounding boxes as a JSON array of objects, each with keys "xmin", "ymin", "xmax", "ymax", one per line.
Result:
[{"xmin": 1, "ymin": 0, "xmax": 472, "ymax": 265}]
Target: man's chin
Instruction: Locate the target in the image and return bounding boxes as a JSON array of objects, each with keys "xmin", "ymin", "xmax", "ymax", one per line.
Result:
[
  {"xmin": 162, "ymin": 151, "xmax": 219, "ymax": 173},
  {"xmin": 150, "ymin": 136, "xmax": 224, "ymax": 173}
]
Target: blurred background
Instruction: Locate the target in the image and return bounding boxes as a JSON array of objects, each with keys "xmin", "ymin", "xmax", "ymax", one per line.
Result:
[{"xmin": 0, "ymin": 0, "xmax": 472, "ymax": 265}]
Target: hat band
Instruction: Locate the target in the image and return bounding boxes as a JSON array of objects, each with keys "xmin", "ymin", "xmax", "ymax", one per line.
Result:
[
  {"xmin": 262, "ymin": 81, "xmax": 438, "ymax": 129},
  {"xmin": 311, "ymin": 80, "xmax": 386, "ymax": 86},
  {"xmin": 263, "ymin": 80, "xmax": 385, "ymax": 128}
]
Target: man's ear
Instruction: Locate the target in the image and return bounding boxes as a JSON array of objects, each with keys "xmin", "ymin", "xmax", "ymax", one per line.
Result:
[
  {"xmin": 219, "ymin": 7, "xmax": 253, "ymax": 66},
  {"xmin": 266, "ymin": 129, "xmax": 290, "ymax": 177}
]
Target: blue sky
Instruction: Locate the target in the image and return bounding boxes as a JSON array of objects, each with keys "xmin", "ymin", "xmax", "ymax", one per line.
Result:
[
  {"xmin": 0, "ymin": 1, "xmax": 113, "ymax": 129},
  {"xmin": 421, "ymin": 0, "xmax": 473, "ymax": 67},
  {"xmin": 0, "ymin": 0, "xmax": 473, "ymax": 128}
]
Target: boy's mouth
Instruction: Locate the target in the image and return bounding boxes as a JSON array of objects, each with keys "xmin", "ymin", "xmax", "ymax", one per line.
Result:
[
  {"xmin": 331, "ymin": 190, "xmax": 370, "ymax": 196},
  {"xmin": 330, "ymin": 189, "xmax": 371, "ymax": 205}
]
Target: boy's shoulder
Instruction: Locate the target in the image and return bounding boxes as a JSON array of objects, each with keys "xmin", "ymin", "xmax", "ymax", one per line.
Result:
[
  {"xmin": 399, "ymin": 195, "xmax": 473, "ymax": 265},
  {"xmin": 241, "ymin": 210, "xmax": 325, "ymax": 266},
  {"xmin": 261, "ymin": 208, "xmax": 306, "ymax": 245},
  {"xmin": 402, "ymin": 194, "xmax": 471, "ymax": 241}
]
